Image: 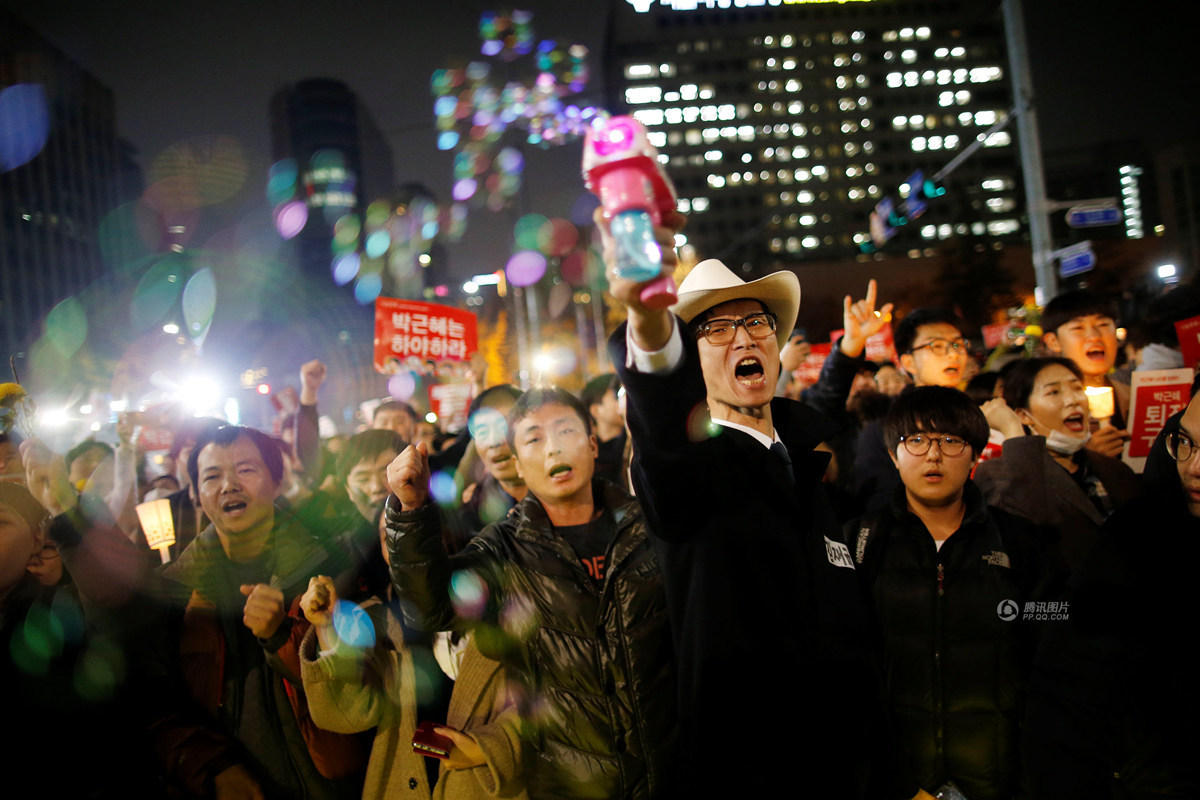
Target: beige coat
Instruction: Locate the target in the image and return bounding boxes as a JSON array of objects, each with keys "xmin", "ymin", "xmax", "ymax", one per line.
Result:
[{"xmin": 300, "ymin": 599, "xmax": 527, "ymax": 800}]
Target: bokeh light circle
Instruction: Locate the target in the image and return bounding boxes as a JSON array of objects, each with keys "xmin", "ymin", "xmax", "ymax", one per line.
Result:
[
  {"xmin": 332, "ymin": 253, "xmax": 360, "ymax": 286},
  {"xmin": 387, "ymin": 371, "xmax": 416, "ymax": 400},
  {"xmin": 505, "ymin": 250, "xmax": 547, "ymax": 287}
]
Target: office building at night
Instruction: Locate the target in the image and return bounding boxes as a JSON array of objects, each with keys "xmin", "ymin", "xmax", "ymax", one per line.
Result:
[
  {"xmin": 1, "ymin": 10, "xmax": 133, "ymax": 360},
  {"xmin": 606, "ymin": 0, "xmax": 1025, "ymax": 274}
]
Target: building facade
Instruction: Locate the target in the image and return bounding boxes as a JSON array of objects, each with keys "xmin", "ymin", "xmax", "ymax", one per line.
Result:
[
  {"xmin": 1, "ymin": 10, "xmax": 132, "ymax": 363},
  {"xmin": 606, "ymin": 0, "xmax": 1025, "ymax": 274}
]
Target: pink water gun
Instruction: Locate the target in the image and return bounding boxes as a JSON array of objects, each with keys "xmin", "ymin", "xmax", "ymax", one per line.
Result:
[{"xmin": 583, "ymin": 115, "xmax": 679, "ymax": 309}]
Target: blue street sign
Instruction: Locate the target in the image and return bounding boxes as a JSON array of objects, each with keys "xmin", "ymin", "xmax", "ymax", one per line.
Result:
[
  {"xmin": 1066, "ymin": 205, "xmax": 1121, "ymax": 228},
  {"xmin": 1059, "ymin": 247, "xmax": 1095, "ymax": 277},
  {"xmin": 902, "ymin": 170, "xmax": 927, "ymax": 219}
]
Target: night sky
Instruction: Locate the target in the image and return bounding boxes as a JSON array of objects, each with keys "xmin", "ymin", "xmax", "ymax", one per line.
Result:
[{"xmin": 4, "ymin": 0, "xmax": 1196, "ymax": 281}]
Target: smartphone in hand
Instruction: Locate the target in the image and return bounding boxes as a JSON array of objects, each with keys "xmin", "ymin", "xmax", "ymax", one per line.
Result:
[{"xmin": 412, "ymin": 721, "xmax": 454, "ymax": 759}]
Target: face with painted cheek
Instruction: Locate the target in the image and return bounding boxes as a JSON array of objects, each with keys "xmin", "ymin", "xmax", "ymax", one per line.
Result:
[{"xmin": 696, "ymin": 299, "xmax": 781, "ymax": 415}]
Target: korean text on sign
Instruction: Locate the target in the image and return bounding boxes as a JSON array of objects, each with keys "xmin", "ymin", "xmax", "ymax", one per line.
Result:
[{"xmin": 390, "ymin": 311, "xmax": 468, "ymax": 360}]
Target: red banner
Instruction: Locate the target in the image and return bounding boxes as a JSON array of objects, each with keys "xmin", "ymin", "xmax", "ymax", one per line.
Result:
[
  {"xmin": 428, "ymin": 383, "xmax": 475, "ymax": 433},
  {"xmin": 1127, "ymin": 368, "xmax": 1192, "ymax": 459},
  {"xmin": 981, "ymin": 321, "xmax": 1015, "ymax": 350},
  {"xmin": 374, "ymin": 298, "xmax": 477, "ymax": 374},
  {"xmin": 794, "ymin": 342, "xmax": 832, "ymax": 386},
  {"xmin": 1175, "ymin": 314, "xmax": 1200, "ymax": 371}
]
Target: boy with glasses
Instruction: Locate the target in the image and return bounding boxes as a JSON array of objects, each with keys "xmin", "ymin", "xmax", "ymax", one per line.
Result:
[
  {"xmin": 846, "ymin": 386, "xmax": 1054, "ymax": 800},
  {"xmin": 856, "ymin": 308, "xmax": 971, "ymax": 514}
]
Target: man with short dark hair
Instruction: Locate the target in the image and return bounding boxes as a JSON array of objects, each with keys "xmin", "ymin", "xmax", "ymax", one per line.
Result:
[
  {"xmin": 1040, "ymin": 289, "xmax": 1129, "ymax": 458},
  {"xmin": 372, "ymin": 399, "xmax": 419, "ymax": 443},
  {"xmin": 151, "ymin": 424, "xmax": 362, "ymax": 800},
  {"xmin": 856, "ymin": 307, "xmax": 971, "ymax": 514},
  {"xmin": 580, "ymin": 373, "xmax": 626, "ymax": 486},
  {"xmin": 384, "ymin": 388, "xmax": 675, "ymax": 798},
  {"xmin": 607, "ymin": 245, "xmax": 891, "ymax": 796},
  {"xmin": 848, "ymin": 387, "xmax": 1053, "ymax": 800}
]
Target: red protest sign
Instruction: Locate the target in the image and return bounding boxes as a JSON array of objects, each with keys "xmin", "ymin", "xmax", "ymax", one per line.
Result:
[
  {"xmin": 428, "ymin": 382, "xmax": 475, "ymax": 433},
  {"xmin": 1127, "ymin": 368, "xmax": 1192, "ymax": 459},
  {"xmin": 981, "ymin": 321, "xmax": 1015, "ymax": 350},
  {"xmin": 1174, "ymin": 315, "xmax": 1200, "ymax": 370},
  {"xmin": 794, "ymin": 342, "xmax": 832, "ymax": 386},
  {"xmin": 374, "ymin": 298, "xmax": 478, "ymax": 374}
]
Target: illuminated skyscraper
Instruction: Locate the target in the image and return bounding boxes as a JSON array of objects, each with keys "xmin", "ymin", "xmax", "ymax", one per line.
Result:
[
  {"xmin": 269, "ymin": 78, "xmax": 396, "ymax": 283},
  {"xmin": 607, "ymin": 0, "xmax": 1024, "ymax": 273}
]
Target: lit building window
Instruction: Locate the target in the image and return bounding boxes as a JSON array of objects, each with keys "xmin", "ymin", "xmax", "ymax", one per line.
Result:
[
  {"xmin": 939, "ymin": 224, "xmax": 954, "ymax": 239},
  {"xmin": 970, "ymin": 66, "xmax": 1003, "ymax": 83},
  {"xmin": 648, "ymin": 131, "xmax": 667, "ymax": 147},
  {"xmin": 975, "ymin": 110, "xmax": 997, "ymax": 125},
  {"xmin": 983, "ymin": 131, "xmax": 1011, "ymax": 147},
  {"xmin": 797, "ymin": 190, "xmax": 815, "ymax": 204},
  {"xmin": 802, "ymin": 235, "xmax": 820, "ymax": 248},
  {"xmin": 800, "ymin": 214, "xmax": 816, "ymax": 226},
  {"xmin": 900, "ymin": 27, "xmax": 915, "ymax": 40},
  {"xmin": 904, "ymin": 71, "xmax": 919, "ymax": 87},
  {"xmin": 677, "ymin": 198, "xmax": 691, "ymax": 213},
  {"xmin": 692, "ymin": 197, "xmax": 710, "ymax": 212},
  {"xmin": 886, "ymin": 72, "xmax": 903, "ymax": 88},
  {"xmin": 944, "ymin": 134, "xmax": 960, "ymax": 148},
  {"xmin": 851, "ymin": 30, "xmax": 866, "ymax": 43},
  {"xmin": 935, "ymin": 47, "xmax": 949, "ymax": 58},
  {"xmin": 909, "ymin": 114, "xmax": 924, "ymax": 128},
  {"xmin": 699, "ymin": 86, "xmax": 715, "ymax": 100},
  {"xmin": 665, "ymin": 108, "xmax": 683, "ymax": 124},
  {"xmin": 986, "ymin": 197, "xmax": 1016, "ymax": 213},
  {"xmin": 685, "ymin": 129, "xmax": 701, "ymax": 145},
  {"xmin": 987, "ymin": 219, "xmax": 1020, "ymax": 235},
  {"xmin": 954, "ymin": 68, "xmax": 968, "ymax": 83},
  {"xmin": 633, "ymin": 109, "xmax": 664, "ymax": 126},
  {"xmin": 938, "ymin": 91, "xmax": 954, "ymax": 108},
  {"xmin": 912, "ymin": 137, "xmax": 927, "ymax": 152},
  {"xmin": 972, "ymin": 222, "xmax": 987, "ymax": 235},
  {"xmin": 916, "ymin": 26, "xmax": 931, "ymax": 39},
  {"xmin": 955, "ymin": 90, "xmax": 971, "ymax": 104},
  {"xmin": 738, "ymin": 126, "xmax": 755, "ymax": 141},
  {"xmin": 921, "ymin": 224, "xmax": 937, "ymax": 239},
  {"xmin": 959, "ymin": 111, "xmax": 974, "ymax": 125},
  {"xmin": 795, "ymin": 168, "xmax": 810, "ymax": 182},
  {"xmin": 951, "ymin": 46, "xmax": 966, "ymax": 58},
  {"xmin": 660, "ymin": 63, "xmax": 676, "ymax": 77},
  {"xmin": 848, "ymin": 188, "xmax": 866, "ymax": 200},
  {"xmin": 625, "ymin": 64, "xmax": 656, "ymax": 78},
  {"xmin": 707, "ymin": 174, "xmax": 726, "ymax": 189},
  {"xmin": 625, "ymin": 86, "xmax": 663, "ymax": 104},
  {"xmin": 792, "ymin": 145, "xmax": 809, "ymax": 157},
  {"xmin": 883, "ymin": 30, "xmax": 898, "ymax": 42}
]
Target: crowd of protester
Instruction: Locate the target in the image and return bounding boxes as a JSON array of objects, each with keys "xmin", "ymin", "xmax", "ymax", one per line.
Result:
[{"xmin": 4, "ymin": 213, "xmax": 1200, "ymax": 798}]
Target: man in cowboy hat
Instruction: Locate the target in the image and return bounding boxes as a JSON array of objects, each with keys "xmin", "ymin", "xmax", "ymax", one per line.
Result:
[{"xmin": 605, "ymin": 222, "xmax": 891, "ymax": 795}]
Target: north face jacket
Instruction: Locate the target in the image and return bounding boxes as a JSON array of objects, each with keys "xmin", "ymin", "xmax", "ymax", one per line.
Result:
[{"xmin": 385, "ymin": 480, "xmax": 675, "ymax": 799}]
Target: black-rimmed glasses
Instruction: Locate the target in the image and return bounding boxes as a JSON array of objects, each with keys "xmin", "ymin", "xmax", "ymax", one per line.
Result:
[
  {"xmin": 898, "ymin": 433, "xmax": 969, "ymax": 457},
  {"xmin": 694, "ymin": 312, "xmax": 777, "ymax": 346},
  {"xmin": 1166, "ymin": 430, "xmax": 1196, "ymax": 463},
  {"xmin": 909, "ymin": 338, "xmax": 966, "ymax": 357}
]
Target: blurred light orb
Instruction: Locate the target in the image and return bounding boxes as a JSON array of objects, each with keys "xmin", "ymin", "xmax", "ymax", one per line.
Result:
[
  {"xmin": 453, "ymin": 178, "xmax": 478, "ymax": 202},
  {"xmin": 450, "ymin": 570, "xmax": 489, "ymax": 620},
  {"xmin": 429, "ymin": 470, "xmax": 457, "ymax": 505},
  {"xmin": 365, "ymin": 230, "xmax": 391, "ymax": 259},
  {"xmin": 387, "ymin": 371, "xmax": 416, "ymax": 401},
  {"xmin": 505, "ymin": 251, "xmax": 546, "ymax": 287},
  {"xmin": 273, "ymin": 200, "xmax": 308, "ymax": 239},
  {"xmin": 437, "ymin": 131, "xmax": 460, "ymax": 151},
  {"xmin": 514, "ymin": 213, "xmax": 548, "ymax": 251},
  {"xmin": 0, "ymin": 84, "xmax": 50, "ymax": 171},
  {"xmin": 332, "ymin": 253, "xmax": 360, "ymax": 286},
  {"xmin": 354, "ymin": 272, "xmax": 383, "ymax": 304}
]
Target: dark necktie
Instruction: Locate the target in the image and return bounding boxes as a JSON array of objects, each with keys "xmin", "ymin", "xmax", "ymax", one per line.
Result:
[{"xmin": 769, "ymin": 441, "xmax": 794, "ymax": 482}]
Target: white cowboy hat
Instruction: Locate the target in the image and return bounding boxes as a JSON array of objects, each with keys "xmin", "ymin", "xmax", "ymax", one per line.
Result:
[{"xmin": 671, "ymin": 259, "xmax": 801, "ymax": 348}]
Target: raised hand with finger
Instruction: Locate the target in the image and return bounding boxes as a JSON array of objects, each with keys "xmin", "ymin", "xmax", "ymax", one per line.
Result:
[{"xmin": 840, "ymin": 278, "xmax": 895, "ymax": 359}]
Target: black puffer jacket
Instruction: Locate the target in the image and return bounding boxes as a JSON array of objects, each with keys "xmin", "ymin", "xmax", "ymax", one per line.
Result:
[
  {"xmin": 847, "ymin": 483, "xmax": 1056, "ymax": 800},
  {"xmin": 385, "ymin": 481, "xmax": 675, "ymax": 799}
]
